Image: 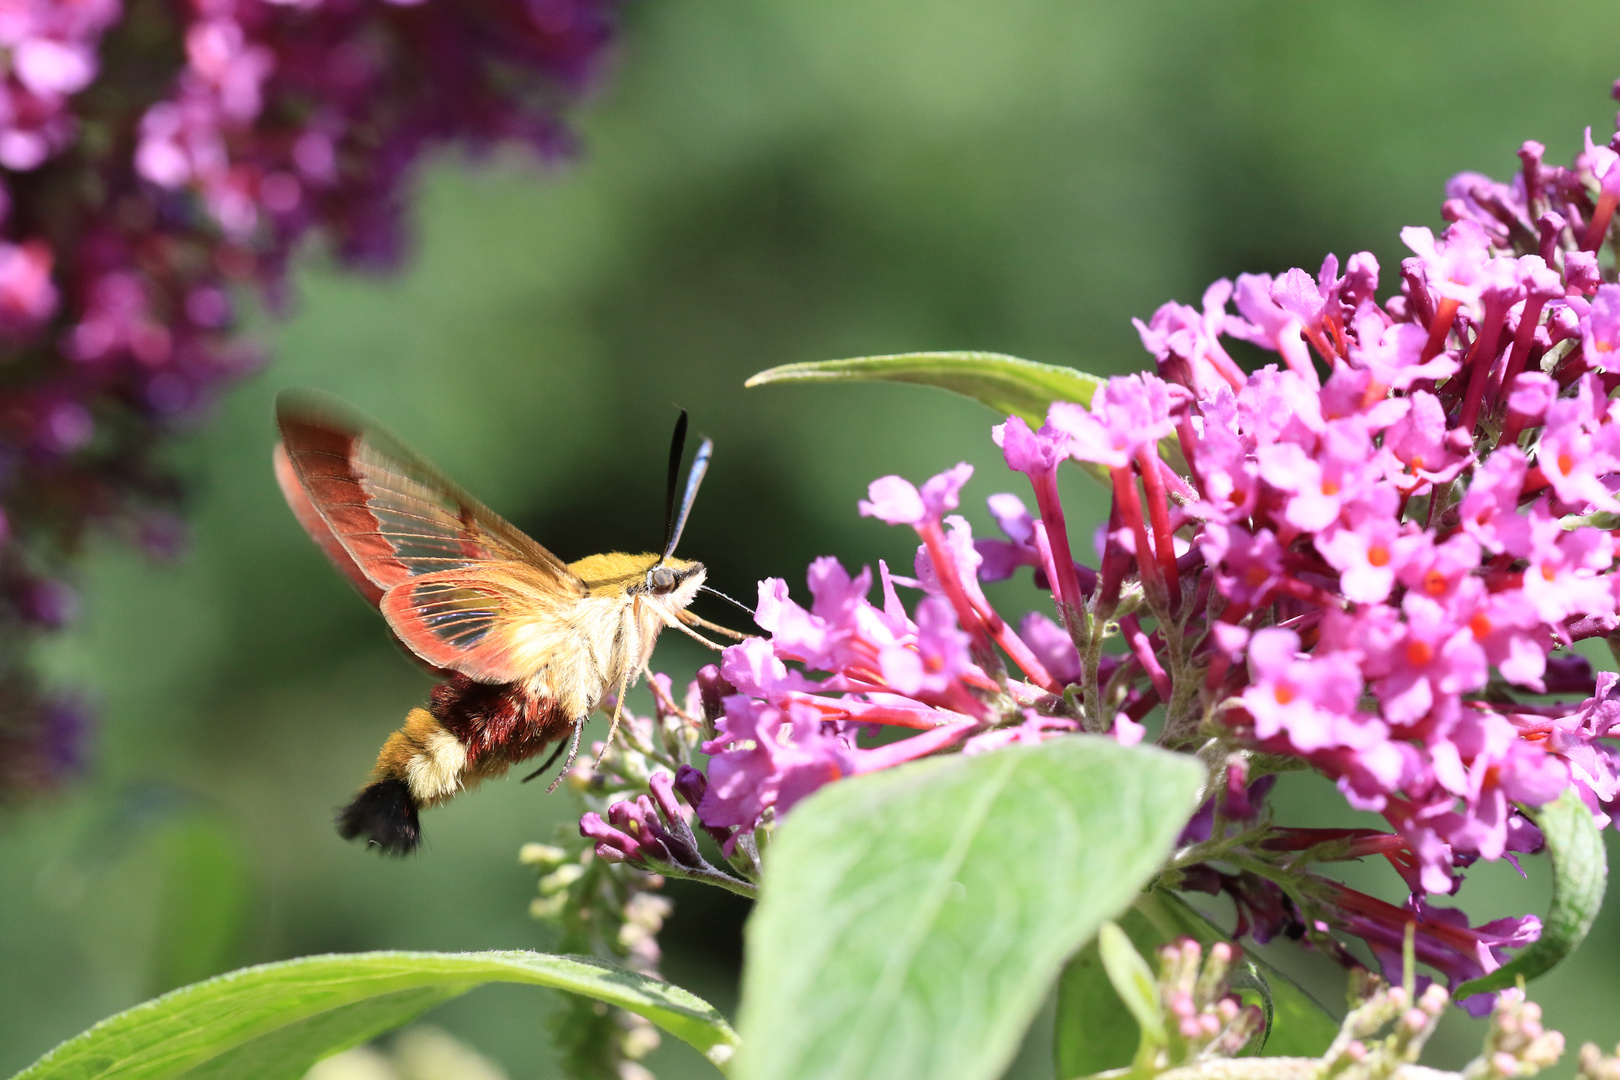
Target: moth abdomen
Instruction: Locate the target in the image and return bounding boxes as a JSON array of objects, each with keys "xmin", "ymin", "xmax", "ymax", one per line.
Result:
[
  {"xmin": 429, "ymin": 673, "xmax": 573, "ymax": 765},
  {"xmin": 337, "ymin": 676, "xmax": 577, "ymax": 853},
  {"xmin": 336, "ymin": 776, "xmax": 421, "ymax": 856}
]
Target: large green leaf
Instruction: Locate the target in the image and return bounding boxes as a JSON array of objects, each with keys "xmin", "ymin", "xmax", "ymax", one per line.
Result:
[
  {"xmin": 745, "ymin": 352, "xmax": 1104, "ymax": 428},
  {"xmin": 733, "ymin": 736, "xmax": 1204, "ymax": 1080},
  {"xmin": 1054, "ymin": 890, "xmax": 1339, "ymax": 1077},
  {"xmin": 14, "ymin": 951, "xmax": 740, "ymax": 1080},
  {"xmin": 1455, "ymin": 788, "xmax": 1608, "ymax": 1000}
]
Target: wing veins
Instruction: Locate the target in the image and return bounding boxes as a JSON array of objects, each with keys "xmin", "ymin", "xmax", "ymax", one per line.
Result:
[{"xmin": 278, "ymin": 390, "xmax": 586, "ymax": 600}]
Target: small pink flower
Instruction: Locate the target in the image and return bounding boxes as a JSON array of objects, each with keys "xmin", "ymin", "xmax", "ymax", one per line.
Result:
[
  {"xmin": 1240, "ymin": 628, "xmax": 1367, "ymax": 753},
  {"xmin": 698, "ymin": 698, "xmax": 858, "ymax": 839},
  {"xmin": 1201, "ymin": 522, "xmax": 1285, "ymax": 608},
  {"xmin": 994, "ymin": 415, "xmax": 1067, "ymax": 474},
  {"xmin": 1380, "ymin": 391, "xmax": 1468, "ymax": 490},
  {"xmin": 1317, "ymin": 517, "xmax": 1412, "ymax": 605},
  {"xmin": 1367, "ymin": 594, "xmax": 1488, "ymax": 728},
  {"xmin": 878, "ymin": 597, "xmax": 972, "ymax": 697},
  {"xmin": 1458, "ymin": 447, "xmax": 1531, "ymax": 557},
  {"xmin": 1522, "ymin": 503, "xmax": 1616, "ymax": 624},
  {"xmin": 1456, "ymin": 582, "xmax": 1546, "ymax": 691},
  {"xmin": 1429, "ymin": 714, "xmax": 1567, "ymax": 861},
  {"xmin": 1017, "ymin": 611, "xmax": 1081, "ymax": 685},
  {"xmin": 1401, "ymin": 220, "xmax": 1496, "ymax": 313},
  {"xmin": 1227, "ymin": 272, "xmax": 1316, "ymax": 379},
  {"xmin": 1582, "ymin": 284, "xmax": 1620, "ymax": 369},
  {"xmin": 1047, "ymin": 373, "xmax": 1188, "ymax": 467},
  {"xmin": 1132, "ymin": 279, "xmax": 1246, "ymax": 395},
  {"xmin": 14, "ymin": 38, "xmax": 97, "ymax": 96},
  {"xmin": 859, "ymin": 463, "xmax": 973, "ymax": 526},
  {"xmin": 1256, "ymin": 439, "xmax": 1376, "ymax": 534},
  {"xmin": 1394, "ymin": 532, "xmax": 1481, "ymax": 605},
  {"xmin": 975, "ymin": 493, "xmax": 1041, "ymax": 583},
  {"xmin": 1347, "ymin": 304, "xmax": 1458, "ymax": 391},
  {"xmin": 0, "ymin": 240, "xmax": 58, "ymax": 332}
]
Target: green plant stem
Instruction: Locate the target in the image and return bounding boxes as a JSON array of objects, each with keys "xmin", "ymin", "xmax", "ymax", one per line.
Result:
[{"xmin": 661, "ymin": 862, "xmax": 760, "ymax": 900}]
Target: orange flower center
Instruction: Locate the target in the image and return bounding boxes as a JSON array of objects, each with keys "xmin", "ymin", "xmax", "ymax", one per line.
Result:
[
  {"xmin": 1368, "ymin": 544, "xmax": 1391, "ymax": 567},
  {"xmin": 1405, "ymin": 640, "xmax": 1434, "ymax": 667},
  {"xmin": 1273, "ymin": 684, "xmax": 1296, "ymax": 706}
]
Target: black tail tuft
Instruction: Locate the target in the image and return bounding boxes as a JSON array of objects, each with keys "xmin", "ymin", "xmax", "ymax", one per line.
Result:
[{"xmin": 337, "ymin": 778, "xmax": 422, "ymax": 855}]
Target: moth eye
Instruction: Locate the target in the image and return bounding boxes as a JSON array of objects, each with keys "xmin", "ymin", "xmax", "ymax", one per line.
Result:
[{"xmin": 649, "ymin": 567, "xmax": 676, "ymax": 592}]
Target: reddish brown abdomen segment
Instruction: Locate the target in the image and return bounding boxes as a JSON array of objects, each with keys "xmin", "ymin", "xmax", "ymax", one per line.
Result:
[{"xmin": 336, "ymin": 675, "xmax": 575, "ymax": 854}]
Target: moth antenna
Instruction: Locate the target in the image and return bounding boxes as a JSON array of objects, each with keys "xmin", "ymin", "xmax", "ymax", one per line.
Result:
[
  {"xmin": 545, "ymin": 721, "xmax": 584, "ymax": 794},
  {"xmin": 663, "ymin": 436, "xmax": 713, "ymax": 561},
  {"xmin": 700, "ymin": 584, "xmax": 754, "ymax": 616},
  {"xmin": 592, "ymin": 668, "xmax": 636, "ymax": 769},
  {"xmin": 521, "ymin": 736, "xmax": 572, "ymax": 783},
  {"xmin": 659, "ymin": 409, "xmax": 689, "ymax": 564}
]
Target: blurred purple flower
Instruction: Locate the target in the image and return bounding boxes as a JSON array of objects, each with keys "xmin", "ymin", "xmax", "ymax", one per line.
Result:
[{"xmin": 0, "ymin": 0, "xmax": 620, "ymax": 800}]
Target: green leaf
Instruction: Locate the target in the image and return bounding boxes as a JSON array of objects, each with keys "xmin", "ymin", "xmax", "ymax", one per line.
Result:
[
  {"xmin": 734, "ymin": 736, "xmax": 1204, "ymax": 1080},
  {"xmin": 1095, "ymin": 923, "xmax": 1165, "ymax": 1047},
  {"xmin": 745, "ymin": 352, "xmax": 1104, "ymax": 428},
  {"xmin": 1054, "ymin": 891, "xmax": 1339, "ymax": 1077},
  {"xmin": 180, "ymin": 989, "xmax": 465, "ymax": 1080},
  {"xmin": 1455, "ymin": 787, "xmax": 1609, "ymax": 1000},
  {"xmin": 14, "ymin": 951, "xmax": 740, "ymax": 1080},
  {"xmin": 745, "ymin": 352, "xmax": 1190, "ymax": 486}
]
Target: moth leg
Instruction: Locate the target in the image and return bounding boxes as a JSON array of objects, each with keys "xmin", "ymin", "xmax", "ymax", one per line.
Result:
[
  {"xmin": 677, "ymin": 608, "xmax": 748, "ymax": 641},
  {"xmin": 662, "ymin": 612, "xmax": 726, "ymax": 651},
  {"xmin": 545, "ymin": 720, "xmax": 585, "ymax": 794},
  {"xmin": 521, "ymin": 735, "xmax": 573, "ymax": 783},
  {"xmin": 592, "ymin": 665, "xmax": 636, "ymax": 768}
]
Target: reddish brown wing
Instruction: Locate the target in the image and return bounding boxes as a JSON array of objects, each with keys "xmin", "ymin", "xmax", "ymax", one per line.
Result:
[
  {"xmin": 275, "ymin": 390, "xmax": 587, "ymax": 682},
  {"xmin": 274, "ymin": 441, "xmax": 385, "ymax": 607}
]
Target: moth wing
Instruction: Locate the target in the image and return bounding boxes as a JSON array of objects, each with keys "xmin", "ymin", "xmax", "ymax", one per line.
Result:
[
  {"xmin": 277, "ymin": 440, "xmax": 460, "ymax": 678},
  {"xmin": 379, "ymin": 563, "xmax": 579, "ymax": 682},
  {"xmin": 274, "ymin": 441, "xmax": 385, "ymax": 607},
  {"xmin": 275, "ymin": 389, "xmax": 587, "ymax": 603}
]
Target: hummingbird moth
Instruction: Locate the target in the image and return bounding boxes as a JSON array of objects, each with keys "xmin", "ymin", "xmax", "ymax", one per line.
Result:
[{"xmin": 273, "ymin": 390, "xmax": 736, "ymax": 854}]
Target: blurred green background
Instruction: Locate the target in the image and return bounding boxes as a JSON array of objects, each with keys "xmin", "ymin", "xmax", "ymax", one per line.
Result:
[{"xmin": 6, "ymin": 1, "xmax": 1620, "ymax": 1076}]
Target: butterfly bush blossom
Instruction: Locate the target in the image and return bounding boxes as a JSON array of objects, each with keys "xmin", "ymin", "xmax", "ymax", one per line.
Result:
[
  {"xmin": 0, "ymin": 0, "xmax": 615, "ymax": 800},
  {"xmin": 576, "ymin": 83, "xmax": 1620, "ymax": 1016}
]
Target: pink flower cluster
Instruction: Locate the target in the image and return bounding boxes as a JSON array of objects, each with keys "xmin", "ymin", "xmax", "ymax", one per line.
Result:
[
  {"xmin": 603, "ymin": 83, "xmax": 1620, "ymax": 1012},
  {"xmin": 0, "ymin": 0, "xmax": 616, "ymax": 801}
]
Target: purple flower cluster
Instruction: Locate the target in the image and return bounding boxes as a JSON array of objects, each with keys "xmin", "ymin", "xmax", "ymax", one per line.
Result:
[
  {"xmin": 0, "ymin": 0, "xmax": 616, "ymax": 800},
  {"xmin": 590, "ymin": 83, "xmax": 1620, "ymax": 1012}
]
